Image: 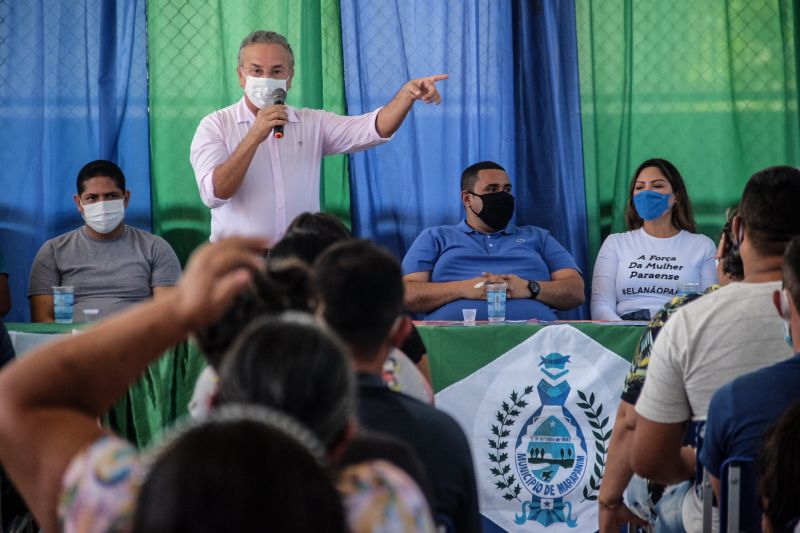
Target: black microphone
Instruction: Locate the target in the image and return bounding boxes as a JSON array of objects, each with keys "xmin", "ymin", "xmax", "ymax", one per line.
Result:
[{"xmin": 272, "ymin": 88, "xmax": 287, "ymax": 139}]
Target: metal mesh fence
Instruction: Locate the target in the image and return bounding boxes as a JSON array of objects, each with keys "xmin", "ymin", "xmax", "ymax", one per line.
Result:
[
  {"xmin": 576, "ymin": 0, "xmax": 800, "ymax": 257},
  {"xmin": 147, "ymin": 0, "xmax": 348, "ymax": 263},
  {"xmin": 0, "ymin": 1, "xmax": 152, "ymax": 322}
]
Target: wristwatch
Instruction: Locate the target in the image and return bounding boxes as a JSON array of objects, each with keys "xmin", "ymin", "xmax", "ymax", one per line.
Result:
[{"xmin": 527, "ymin": 280, "xmax": 540, "ymax": 300}]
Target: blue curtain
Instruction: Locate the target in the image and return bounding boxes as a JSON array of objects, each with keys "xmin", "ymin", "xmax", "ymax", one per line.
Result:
[
  {"xmin": 339, "ymin": 0, "xmax": 516, "ymax": 257},
  {"xmin": 0, "ymin": 0, "xmax": 151, "ymax": 322},
  {"xmin": 512, "ymin": 0, "xmax": 589, "ymax": 319},
  {"xmin": 340, "ymin": 0, "xmax": 589, "ymax": 319}
]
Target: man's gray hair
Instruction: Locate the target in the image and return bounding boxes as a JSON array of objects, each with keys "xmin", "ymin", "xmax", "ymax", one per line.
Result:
[{"xmin": 238, "ymin": 30, "xmax": 294, "ymax": 66}]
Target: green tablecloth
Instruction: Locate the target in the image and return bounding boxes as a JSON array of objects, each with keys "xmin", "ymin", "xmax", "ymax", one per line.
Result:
[
  {"xmin": 6, "ymin": 323, "xmax": 207, "ymax": 449},
  {"xmin": 416, "ymin": 321, "xmax": 644, "ymax": 392},
  {"xmin": 6, "ymin": 321, "xmax": 645, "ymax": 449}
]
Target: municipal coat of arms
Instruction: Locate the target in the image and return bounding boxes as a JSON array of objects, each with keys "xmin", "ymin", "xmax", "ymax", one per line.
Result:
[{"xmin": 487, "ymin": 352, "xmax": 610, "ymax": 529}]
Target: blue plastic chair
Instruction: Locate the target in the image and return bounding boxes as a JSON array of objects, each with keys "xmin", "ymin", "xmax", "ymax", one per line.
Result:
[
  {"xmin": 434, "ymin": 513, "xmax": 455, "ymax": 533},
  {"xmin": 720, "ymin": 456, "xmax": 761, "ymax": 533}
]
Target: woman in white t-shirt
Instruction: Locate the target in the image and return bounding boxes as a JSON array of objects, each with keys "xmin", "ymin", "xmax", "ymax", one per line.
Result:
[{"xmin": 591, "ymin": 158, "xmax": 717, "ymax": 321}]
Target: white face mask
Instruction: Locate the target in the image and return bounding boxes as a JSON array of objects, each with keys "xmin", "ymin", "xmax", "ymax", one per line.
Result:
[
  {"xmin": 82, "ymin": 199, "xmax": 125, "ymax": 234},
  {"xmin": 243, "ymin": 75, "xmax": 287, "ymax": 109}
]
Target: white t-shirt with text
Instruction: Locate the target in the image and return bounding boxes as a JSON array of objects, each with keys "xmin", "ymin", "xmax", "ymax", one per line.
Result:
[{"xmin": 590, "ymin": 229, "xmax": 717, "ymax": 320}]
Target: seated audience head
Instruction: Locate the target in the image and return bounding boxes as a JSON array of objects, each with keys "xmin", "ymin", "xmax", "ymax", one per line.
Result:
[
  {"xmin": 624, "ymin": 158, "xmax": 696, "ymax": 232},
  {"xmin": 314, "ymin": 240, "xmax": 408, "ymax": 365},
  {"xmin": 736, "ymin": 166, "xmax": 800, "ymax": 267},
  {"xmin": 269, "ymin": 229, "xmax": 347, "ymax": 265},
  {"xmin": 216, "ymin": 313, "xmax": 356, "ymax": 453},
  {"xmin": 758, "ymin": 399, "xmax": 800, "ymax": 533},
  {"xmin": 134, "ymin": 405, "xmax": 345, "ymax": 533},
  {"xmin": 774, "ymin": 235, "xmax": 800, "ymax": 349},
  {"xmin": 193, "ymin": 260, "xmax": 316, "ymax": 369},
  {"xmin": 717, "ymin": 206, "xmax": 745, "ymax": 285},
  {"xmin": 287, "ymin": 212, "xmax": 352, "ymax": 242},
  {"xmin": 73, "ymin": 159, "xmax": 131, "ymax": 236},
  {"xmin": 784, "ymin": 236, "xmax": 800, "ymax": 307},
  {"xmin": 460, "ymin": 161, "xmax": 515, "ymax": 233}
]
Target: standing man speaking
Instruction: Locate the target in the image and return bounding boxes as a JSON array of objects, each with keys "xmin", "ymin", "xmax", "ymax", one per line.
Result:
[{"xmin": 191, "ymin": 30, "xmax": 447, "ymax": 242}]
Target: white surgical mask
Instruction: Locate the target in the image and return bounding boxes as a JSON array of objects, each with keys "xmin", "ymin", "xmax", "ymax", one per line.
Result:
[
  {"xmin": 82, "ymin": 199, "xmax": 125, "ymax": 234},
  {"xmin": 243, "ymin": 75, "xmax": 287, "ymax": 109}
]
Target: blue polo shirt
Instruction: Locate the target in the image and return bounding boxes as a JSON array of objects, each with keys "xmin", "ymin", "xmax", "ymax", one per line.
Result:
[{"xmin": 402, "ymin": 221, "xmax": 579, "ymax": 321}]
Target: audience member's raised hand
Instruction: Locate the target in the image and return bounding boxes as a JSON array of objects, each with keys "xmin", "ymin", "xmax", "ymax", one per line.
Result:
[{"xmin": 175, "ymin": 237, "xmax": 268, "ymax": 329}]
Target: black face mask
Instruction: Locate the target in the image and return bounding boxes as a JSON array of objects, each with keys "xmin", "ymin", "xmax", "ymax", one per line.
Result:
[{"xmin": 469, "ymin": 191, "xmax": 515, "ymax": 231}]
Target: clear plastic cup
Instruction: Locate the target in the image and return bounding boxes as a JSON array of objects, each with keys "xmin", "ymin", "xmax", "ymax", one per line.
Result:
[
  {"xmin": 462, "ymin": 308, "xmax": 477, "ymax": 325},
  {"xmin": 486, "ymin": 283, "xmax": 507, "ymax": 323},
  {"xmin": 82, "ymin": 309, "xmax": 99, "ymax": 322},
  {"xmin": 676, "ymin": 282, "xmax": 700, "ymax": 296},
  {"xmin": 52, "ymin": 286, "xmax": 74, "ymax": 324}
]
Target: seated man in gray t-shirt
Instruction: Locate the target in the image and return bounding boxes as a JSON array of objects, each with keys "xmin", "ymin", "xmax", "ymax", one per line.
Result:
[{"xmin": 28, "ymin": 160, "xmax": 181, "ymax": 322}]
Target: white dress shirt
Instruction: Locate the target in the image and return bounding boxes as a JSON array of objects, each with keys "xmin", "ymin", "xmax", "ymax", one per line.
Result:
[{"xmin": 190, "ymin": 97, "xmax": 388, "ymax": 242}]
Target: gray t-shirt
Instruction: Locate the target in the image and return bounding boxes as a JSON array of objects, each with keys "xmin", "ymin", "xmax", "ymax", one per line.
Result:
[{"xmin": 28, "ymin": 226, "xmax": 181, "ymax": 320}]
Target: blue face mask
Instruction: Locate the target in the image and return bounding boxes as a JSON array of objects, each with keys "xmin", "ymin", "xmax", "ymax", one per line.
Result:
[
  {"xmin": 779, "ymin": 289, "xmax": 794, "ymax": 349},
  {"xmin": 783, "ymin": 320, "xmax": 793, "ymax": 350},
  {"xmin": 633, "ymin": 190, "xmax": 673, "ymax": 221}
]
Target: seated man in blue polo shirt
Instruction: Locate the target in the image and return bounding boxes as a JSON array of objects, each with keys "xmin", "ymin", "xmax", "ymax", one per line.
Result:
[{"xmin": 402, "ymin": 161, "xmax": 584, "ymax": 321}]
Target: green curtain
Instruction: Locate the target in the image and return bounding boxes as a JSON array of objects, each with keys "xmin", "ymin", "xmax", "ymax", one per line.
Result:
[
  {"xmin": 147, "ymin": 0, "xmax": 349, "ymax": 264},
  {"xmin": 576, "ymin": 0, "xmax": 800, "ymax": 263}
]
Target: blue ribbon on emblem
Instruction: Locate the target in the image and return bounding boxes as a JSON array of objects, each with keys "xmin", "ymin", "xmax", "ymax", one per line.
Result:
[{"xmin": 515, "ymin": 496, "xmax": 578, "ymax": 527}]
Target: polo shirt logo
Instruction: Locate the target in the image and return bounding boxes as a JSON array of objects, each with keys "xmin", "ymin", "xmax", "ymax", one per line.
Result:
[{"xmin": 516, "ymin": 238, "xmax": 525, "ymax": 243}]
